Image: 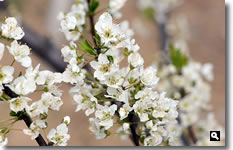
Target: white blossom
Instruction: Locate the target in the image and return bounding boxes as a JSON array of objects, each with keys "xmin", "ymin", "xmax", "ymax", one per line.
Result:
[
  {"xmin": 128, "ymin": 52, "xmax": 144, "ymax": 68},
  {"xmin": 108, "ymin": 0, "xmax": 127, "ymax": 19},
  {"xmin": 201, "ymin": 63, "xmax": 214, "ymax": 81},
  {"xmin": 9, "ymin": 76, "xmax": 36, "ymax": 95},
  {"xmin": 47, "ymin": 123, "xmax": 70, "ymax": 146},
  {"xmin": 0, "ymin": 43, "xmax": 4, "ymax": 60},
  {"xmin": 63, "ymin": 116, "xmax": 71, "ymax": 125},
  {"xmin": 95, "ymin": 104, "xmax": 117, "ymax": 129},
  {"xmin": 73, "ymin": 87, "xmax": 97, "ymax": 116},
  {"xmin": 95, "ymin": 13, "xmax": 122, "ymax": 47},
  {"xmin": 1, "ymin": 17, "xmax": 24, "ymax": 40},
  {"xmin": 10, "ymin": 96, "xmax": 31, "ymax": 112},
  {"xmin": 118, "ymin": 104, "xmax": 132, "ymax": 120},
  {"xmin": 90, "ymin": 54, "xmax": 118, "ymax": 80},
  {"xmin": 0, "ymin": 135, "xmax": 7, "ymax": 148},
  {"xmin": 122, "ymin": 123, "xmax": 129, "ymax": 131},
  {"xmin": 141, "ymin": 66, "xmax": 159, "ymax": 86},
  {"xmin": 58, "ymin": 0, "xmax": 87, "ymax": 41},
  {"xmin": 89, "ymin": 118, "xmax": 107, "ymax": 139},
  {"xmin": 0, "ymin": 66, "xmax": 14, "ymax": 84},
  {"xmin": 144, "ymin": 134, "xmax": 162, "ymax": 146},
  {"xmin": 7, "ymin": 40, "xmax": 31, "ymax": 67}
]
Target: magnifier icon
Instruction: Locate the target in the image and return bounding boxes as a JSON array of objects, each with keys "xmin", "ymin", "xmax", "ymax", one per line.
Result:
[{"xmin": 211, "ymin": 132, "xmax": 219, "ymax": 140}]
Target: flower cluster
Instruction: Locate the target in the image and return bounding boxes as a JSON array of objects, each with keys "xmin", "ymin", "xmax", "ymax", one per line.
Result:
[
  {"xmin": 136, "ymin": 0, "xmax": 224, "ymax": 146},
  {"xmin": 157, "ymin": 61, "xmax": 214, "ymax": 127},
  {"xmin": 0, "ymin": 0, "xmax": 224, "ymax": 147},
  {"xmin": 58, "ymin": 0, "xmax": 87, "ymax": 41},
  {"xmin": 0, "ymin": 17, "xmax": 70, "ymax": 146},
  {"xmin": 60, "ymin": 11, "xmax": 179, "ymax": 146}
]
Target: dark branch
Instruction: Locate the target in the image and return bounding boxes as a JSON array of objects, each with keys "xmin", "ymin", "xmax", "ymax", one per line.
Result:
[
  {"xmin": 158, "ymin": 13, "xmax": 171, "ymax": 64},
  {"xmin": 2, "ymin": 84, "xmax": 48, "ymax": 146},
  {"xmin": 187, "ymin": 126, "xmax": 197, "ymax": 144},
  {"xmin": 87, "ymin": 0, "xmax": 97, "ymax": 47},
  {"xmin": 128, "ymin": 111, "xmax": 140, "ymax": 146}
]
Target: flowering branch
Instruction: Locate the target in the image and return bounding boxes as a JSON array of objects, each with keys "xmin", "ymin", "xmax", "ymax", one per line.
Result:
[{"xmin": 2, "ymin": 85, "xmax": 48, "ymax": 146}]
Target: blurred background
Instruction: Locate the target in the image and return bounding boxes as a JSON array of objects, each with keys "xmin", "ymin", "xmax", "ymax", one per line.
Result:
[{"xmin": 0, "ymin": 0, "xmax": 225, "ymax": 146}]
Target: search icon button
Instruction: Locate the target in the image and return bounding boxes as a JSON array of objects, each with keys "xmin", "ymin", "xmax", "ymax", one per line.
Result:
[{"xmin": 210, "ymin": 131, "xmax": 220, "ymax": 141}]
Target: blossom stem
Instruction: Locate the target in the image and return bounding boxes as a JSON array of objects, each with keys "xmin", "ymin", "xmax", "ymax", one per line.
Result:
[
  {"xmin": 10, "ymin": 59, "xmax": 15, "ymax": 66},
  {"xmin": 121, "ymin": 69, "xmax": 132, "ymax": 87},
  {"xmin": 0, "ymin": 118, "xmax": 16, "ymax": 124}
]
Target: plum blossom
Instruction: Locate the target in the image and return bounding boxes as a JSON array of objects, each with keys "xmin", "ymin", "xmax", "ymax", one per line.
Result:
[
  {"xmin": 10, "ymin": 96, "xmax": 31, "ymax": 112},
  {"xmin": 73, "ymin": 86, "xmax": 97, "ymax": 116},
  {"xmin": 58, "ymin": 0, "xmax": 87, "ymax": 41},
  {"xmin": 47, "ymin": 123, "xmax": 70, "ymax": 146},
  {"xmin": 95, "ymin": 104, "xmax": 117, "ymax": 129},
  {"xmin": 108, "ymin": 0, "xmax": 127, "ymax": 19},
  {"xmin": 7, "ymin": 40, "xmax": 31, "ymax": 67},
  {"xmin": 1, "ymin": 17, "xmax": 24, "ymax": 40},
  {"xmin": 0, "ymin": 66, "xmax": 14, "ymax": 84},
  {"xmin": 90, "ymin": 54, "xmax": 119, "ymax": 81},
  {"xmin": 128, "ymin": 52, "xmax": 144, "ymax": 68}
]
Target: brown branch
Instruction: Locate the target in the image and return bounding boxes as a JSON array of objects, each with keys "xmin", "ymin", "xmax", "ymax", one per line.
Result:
[
  {"xmin": 87, "ymin": 0, "xmax": 97, "ymax": 47},
  {"xmin": 187, "ymin": 126, "xmax": 197, "ymax": 144}
]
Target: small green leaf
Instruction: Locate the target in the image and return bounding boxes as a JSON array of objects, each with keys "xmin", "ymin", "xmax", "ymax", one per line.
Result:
[
  {"xmin": 78, "ymin": 40, "xmax": 96, "ymax": 55},
  {"xmin": 143, "ymin": 7, "xmax": 155, "ymax": 20},
  {"xmin": 9, "ymin": 111, "xmax": 17, "ymax": 117},
  {"xmin": 169, "ymin": 44, "xmax": 188, "ymax": 71},
  {"xmin": 10, "ymin": 111, "xmax": 25, "ymax": 120},
  {"xmin": 107, "ymin": 55, "xmax": 114, "ymax": 64},
  {"xmin": 94, "ymin": 33, "xmax": 101, "ymax": 47},
  {"xmin": 88, "ymin": 0, "xmax": 99, "ymax": 16},
  {"xmin": 40, "ymin": 113, "xmax": 48, "ymax": 120}
]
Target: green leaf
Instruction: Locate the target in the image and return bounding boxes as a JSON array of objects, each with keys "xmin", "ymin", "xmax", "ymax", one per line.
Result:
[
  {"xmin": 143, "ymin": 7, "xmax": 155, "ymax": 20},
  {"xmin": 9, "ymin": 111, "xmax": 25, "ymax": 120},
  {"xmin": 169, "ymin": 44, "xmax": 188, "ymax": 71},
  {"xmin": 88, "ymin": 0, "xmax": 99, "ymax": 16},
  {"xmin": 40, "ymin": 113, "xmax": 48, "ymax": 120},
  {"xmin": 107, "ymin": 55, "xmax": 114, "ymax": 64},
  {"xmin": 78, "ymin": 40, "xmax": 96, "ymax": 55},
  {"xmin": 9, "ymin": 111, "xmax": 17, "ymax": 117},
  {"xmin": 94, "ymin": 33, "xmax": 101, "ymax": 47}
]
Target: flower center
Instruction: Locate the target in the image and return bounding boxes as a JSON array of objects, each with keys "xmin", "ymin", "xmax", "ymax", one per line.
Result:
[{"xmin": 100, "ymin": 64, "xmax": 111, "ymax": 73}]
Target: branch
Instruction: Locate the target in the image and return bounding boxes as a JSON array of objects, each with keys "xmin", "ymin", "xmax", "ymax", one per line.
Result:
[
  {"xmin": 87, "ymin": 0, "xmax": 97, "ymax": 47},
  {"xmin": 187, "ymin": 126, "xmax": 197, "ymax": 144},
  {"xmin": 158, "ymin": 13, "xmax": 171, "ymax": 64},
  {"xmin": 128, "ymin": 111, "xmax": 140, "ymax": 146},
  {"xmin": 2, "ymin": 85, "xmax": 48, "ymax": 146}
]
